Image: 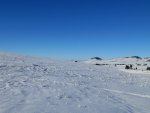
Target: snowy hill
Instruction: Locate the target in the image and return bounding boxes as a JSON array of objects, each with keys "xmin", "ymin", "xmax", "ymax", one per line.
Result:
[
  {"xmin": 0, "ymin": 52, "xmax": 150, "ymax": 113},
  {"xmin": 84, "ymin": 56, "xmax": 150, "ymax": 65},
  {"xmin": 83, "ymin": 56, "xmax": 150, "ymax": 72}
]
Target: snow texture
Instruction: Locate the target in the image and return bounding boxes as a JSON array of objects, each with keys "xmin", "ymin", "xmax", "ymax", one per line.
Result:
[{"xmin": 0, "ymin": 52, "xmax": 150, "ymax": 113}]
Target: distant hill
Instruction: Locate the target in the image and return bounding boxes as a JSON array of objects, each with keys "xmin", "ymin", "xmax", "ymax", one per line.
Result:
[
  {"xmin": 91, "ymin": 57, "xmax": 102, "ymax": 60},
  {"xmin": 131, "ymin": 56, "xmax": 142, "ymax": 59}
]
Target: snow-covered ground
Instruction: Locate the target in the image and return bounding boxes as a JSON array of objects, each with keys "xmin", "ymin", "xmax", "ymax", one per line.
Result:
[
  {"xmin": 83, "ymin": 57, "xmax": 150, "ymax": 72},
  {"xmin": 0, "ymin": 52, "xmax": 150, "ymax": 113}
]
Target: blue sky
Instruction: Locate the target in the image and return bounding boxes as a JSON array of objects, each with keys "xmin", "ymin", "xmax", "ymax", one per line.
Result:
[{"xmin": 0, "ymin": 0, "xmax": 150, "ymax": 60}]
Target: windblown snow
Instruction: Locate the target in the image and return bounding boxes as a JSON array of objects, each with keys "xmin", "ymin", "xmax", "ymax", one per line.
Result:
[{"xmin": 0, "ymin": 52, "xmax": 150, "ymax": 113}]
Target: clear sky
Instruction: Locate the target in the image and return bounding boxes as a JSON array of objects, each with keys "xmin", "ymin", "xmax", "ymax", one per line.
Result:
[{"xmin": 0, "ymin": 0, "xmax": 150, "ymax": 60}]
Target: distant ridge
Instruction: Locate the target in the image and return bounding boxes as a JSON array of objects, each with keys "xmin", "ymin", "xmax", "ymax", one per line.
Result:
[
  {"xmin": 91, "ymin": 57, "xmax": 102, "ymax": 60},
  {"xmin": 131, "ymin": 56, "xmax": 142, "ymax": 59}
]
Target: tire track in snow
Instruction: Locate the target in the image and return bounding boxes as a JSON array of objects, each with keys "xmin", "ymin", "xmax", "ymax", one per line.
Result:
[{"xmin": 102, "ymin": 88, "xmax": 150, "ymax": 99}]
